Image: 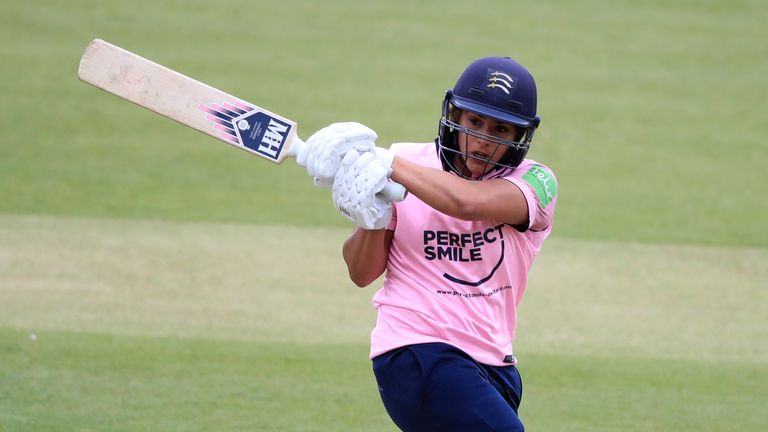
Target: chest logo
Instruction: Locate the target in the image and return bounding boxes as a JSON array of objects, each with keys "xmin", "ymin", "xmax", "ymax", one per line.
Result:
[{"xmin": 423, "ymin": 225, "xmax": 505, "ymax": 287}]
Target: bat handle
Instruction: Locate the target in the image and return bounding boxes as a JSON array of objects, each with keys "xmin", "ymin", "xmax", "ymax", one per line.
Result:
[
  {"xmin": 378, "ymin": 181, "xmax": 408, "ymax": 202},
  {"xmin": 291, "ymin": 138, "xmax": 408, "ymax": 202}
]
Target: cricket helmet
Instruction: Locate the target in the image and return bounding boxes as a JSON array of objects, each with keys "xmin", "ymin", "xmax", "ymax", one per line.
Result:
[{"xmin": 437, "ymin": 56, "xmax": 541, "ymax": 178}]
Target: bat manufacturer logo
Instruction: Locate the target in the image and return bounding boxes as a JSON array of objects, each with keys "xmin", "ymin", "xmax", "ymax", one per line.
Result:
[
  {"xmin": 199, "ymin": 102, "xmax": 292, "ymax": 161},
  {"xmin": 486, "ymin": 71, "xmax": 516, "ymax": 95}
]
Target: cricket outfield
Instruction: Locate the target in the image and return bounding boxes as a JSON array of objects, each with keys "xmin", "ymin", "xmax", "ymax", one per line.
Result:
[
  {"xmin": 1, "ymin": 215, "xmax": 765, "ymax": 430},
  {"xmin": 1, "ymin": 0, "xmax": 766, "ymax": 430}
]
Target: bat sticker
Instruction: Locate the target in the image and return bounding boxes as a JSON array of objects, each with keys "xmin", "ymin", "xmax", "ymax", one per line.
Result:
[{"xmin": 199, "ymin": 102, "xmax": 293, "ymax": 161}]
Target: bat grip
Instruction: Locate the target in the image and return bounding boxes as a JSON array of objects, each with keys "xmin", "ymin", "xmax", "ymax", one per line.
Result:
[
  {"xmin": 291, "ymin": 138, "xmax": 408, "ymax": 202},
  {"xmin": 378, "ymin": 181, "xmax": 408, "ymax": 202}
]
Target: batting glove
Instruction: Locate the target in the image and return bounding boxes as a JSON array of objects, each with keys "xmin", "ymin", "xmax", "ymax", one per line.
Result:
[
  {"xmin": 296, "ymin": 122, "xmax": 377, "ymax": 187},
  {"xmin": 332, "ymin": 149, "xmax": 392, "ymax": 230},
  {"xmin": 374, "ymin": 146, "xmax": 395, "ymax": 174}
]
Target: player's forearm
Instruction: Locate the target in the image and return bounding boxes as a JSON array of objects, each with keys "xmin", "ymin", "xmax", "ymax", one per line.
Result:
[
  {"xmin": 390, "ymin": 157, "xmax": 482, "ymax": 220},
  {"xmin": 389, "ymin": 156, "xmax": 529, "ymax": 224},
  {"xmin": 342, "ymin": 227, "xmax": 393, "ymax": 287}
]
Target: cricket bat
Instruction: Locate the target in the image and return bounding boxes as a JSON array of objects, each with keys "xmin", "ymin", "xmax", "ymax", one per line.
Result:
[{"xmin": 77, "ymin": 38, "xmax": 407, "ymax": 201}]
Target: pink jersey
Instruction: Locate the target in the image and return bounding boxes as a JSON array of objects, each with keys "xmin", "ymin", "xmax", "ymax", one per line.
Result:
[{"xmin": 370, "ymin": 142, "xmax": 558, "ymax": 366}]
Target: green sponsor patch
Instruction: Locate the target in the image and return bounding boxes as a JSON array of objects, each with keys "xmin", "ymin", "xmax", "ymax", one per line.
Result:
[{"xmin": 522, "ymin": 165, "xmax": 557, "ymax": 207}]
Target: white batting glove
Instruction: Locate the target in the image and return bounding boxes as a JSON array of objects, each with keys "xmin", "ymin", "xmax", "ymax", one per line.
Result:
[
  {"xmin": 374, "ymin": 146, "xmax": 395, "ymax": 174},
  {"xmin": 296, "ymin": 122, "xmax": 377, "ymax": 187},
  {"xmin": 332, "ymin": 150, "xmax": 392, "ymax": 230}
]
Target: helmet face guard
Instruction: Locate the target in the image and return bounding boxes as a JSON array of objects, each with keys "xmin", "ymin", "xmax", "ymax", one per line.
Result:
[{"xmin": 436, "ymin": 57, "xmax": 541, "ymax": 179}]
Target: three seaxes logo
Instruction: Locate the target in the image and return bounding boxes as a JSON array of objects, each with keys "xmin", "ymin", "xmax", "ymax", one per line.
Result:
[
  {"xmin": 199, "ymin": 101, "xmax": 291, "ymax": 161},
  {"xmin": 423, "ymin": 225, "xmax": 506, "ymax": 287},
  {"xmin": 486, "ymin": 70, "xmax": 516, "ymax": 95}
]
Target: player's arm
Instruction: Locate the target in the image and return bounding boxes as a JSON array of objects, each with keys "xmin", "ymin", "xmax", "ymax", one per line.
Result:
[
  {"xmin": 342, "ymin": 227, "xmax": 394, "ymax": 287},
  {"xmin": 390, "ymin": 157, "xmax": 528, "ymax": 225}
]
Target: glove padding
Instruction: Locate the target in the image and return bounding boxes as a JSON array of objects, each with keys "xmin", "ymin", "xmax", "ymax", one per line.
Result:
[
  {"xmin": 296, "ymin": 122, "xmax": 377, "ymax": 187},
  {"xmin": 332, "ymin": 150, "xmax": 392, "ymax": 230}
]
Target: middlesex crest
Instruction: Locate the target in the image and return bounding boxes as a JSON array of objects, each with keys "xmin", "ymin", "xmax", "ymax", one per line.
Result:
[{"xmin": 486, "ymin": 70, "xmax": 517, "ymax": 95}]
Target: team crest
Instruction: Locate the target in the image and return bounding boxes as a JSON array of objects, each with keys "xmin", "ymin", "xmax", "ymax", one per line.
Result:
[{"xmin": 486, "ymin": 70, "xmax": 516, "ymax": 95}]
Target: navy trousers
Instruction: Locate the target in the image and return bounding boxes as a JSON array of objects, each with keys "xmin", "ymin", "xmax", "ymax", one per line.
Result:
[{"xmin": 372, "ymin": 342, "xmax": 524, "ymax": 432}]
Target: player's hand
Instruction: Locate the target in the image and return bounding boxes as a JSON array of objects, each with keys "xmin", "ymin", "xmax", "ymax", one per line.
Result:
[
  {"xmin": 297, "ymin": 122, "xmax": 377, "ymax": 187},
  {"xmin": 332, "ymin": 149, "xmax": 392, "ymax": 230}
]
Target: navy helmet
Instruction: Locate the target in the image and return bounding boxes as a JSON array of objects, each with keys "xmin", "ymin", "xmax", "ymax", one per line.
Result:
[{"xmin": 437, "ymin": 57, "xmax": 541, "ymax": 178}]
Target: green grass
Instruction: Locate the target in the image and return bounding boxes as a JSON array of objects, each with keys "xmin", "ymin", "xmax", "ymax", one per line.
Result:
[
  {"xmin": 1, "ymin": 215, "xmax": 766, "ymax": 430},
  {"xmin": 4, "ymin": 328, "xmax": 765, "ymax": 431},
  {"xmin": 1, "ymin": 0, "xmax": 767, "ymax": 430},
  {"xmin": 1, "ymin": 0, "xmax": 766, "ymax": 245},
  {"xmin": 523, "ymin": 354, "xmax": 767, "ymax": 431},
  {"xmin": 1, "ymin": 329, "xmax": 391, "ymax": 432}
]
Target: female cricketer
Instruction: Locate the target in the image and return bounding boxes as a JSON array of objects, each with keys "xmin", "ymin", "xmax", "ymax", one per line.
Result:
[{"xmin": 298, "ymin": 56, "xmax": 557, "ymax": 431}]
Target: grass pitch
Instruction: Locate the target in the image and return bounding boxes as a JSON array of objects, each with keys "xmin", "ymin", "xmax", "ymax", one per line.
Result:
[
  {"xmin": 1, "ymin": 0, "xmax": 766, "ymax": 246},
  {"xmin": 1, "ymin": 0, "xmax": 766, "ymax": 430},
  {"xmin": 1, "ymin": 215, "xmax": 766, "ymax": 431}
]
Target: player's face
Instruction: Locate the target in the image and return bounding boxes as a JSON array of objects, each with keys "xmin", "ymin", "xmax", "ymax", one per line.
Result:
[{"xmin": 455, "ymin": 111, "xmax": 519, "ymax": 178}]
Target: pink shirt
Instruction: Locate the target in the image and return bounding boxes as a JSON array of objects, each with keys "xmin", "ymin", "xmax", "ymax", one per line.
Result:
[{"xmin": 370, "ymin": 142, "xmax": 558, "ymax": 366}]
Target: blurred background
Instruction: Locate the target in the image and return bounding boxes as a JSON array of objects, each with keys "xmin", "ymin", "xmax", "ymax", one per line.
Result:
[{"xmin": 1, "ymin": 1, "xmax": 766, "ymax": 430}]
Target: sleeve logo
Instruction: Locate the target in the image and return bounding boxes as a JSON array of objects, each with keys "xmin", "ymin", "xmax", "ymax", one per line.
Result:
[{"xmin": 522, "ymin": 165, "xmax": 557, "ymax": 207}]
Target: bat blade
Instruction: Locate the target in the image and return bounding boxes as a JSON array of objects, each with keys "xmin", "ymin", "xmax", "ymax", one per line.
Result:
[
  {"xmin": 77, "ymin": 38, "xmax": 407, "ymax": 202},
  {"xmin": 78, "ymin": 38, "xmax": 298, "ymax": 163}
]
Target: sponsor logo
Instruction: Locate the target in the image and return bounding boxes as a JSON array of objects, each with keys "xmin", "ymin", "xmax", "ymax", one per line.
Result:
[
  {"xmin": 423, "ymin": 224, "xmax": 506, "ymax": 287},
  {"xmin": 522, "ymin": 165, "xmax": 556, "ymax": 207}
]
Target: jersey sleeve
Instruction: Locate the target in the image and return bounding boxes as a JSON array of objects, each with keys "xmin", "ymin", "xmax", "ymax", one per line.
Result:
[
  {"xmin": 386, "ymin": 204, "xmax": 398, "ymax": 231},
  {"xmin": 503, "ymin": 163, "xmax": 558, "ymax": 232}
]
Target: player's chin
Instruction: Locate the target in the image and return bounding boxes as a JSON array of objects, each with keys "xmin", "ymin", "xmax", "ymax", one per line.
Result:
[{"xmin": 465, "ymin": 160, "xmax": 491, "ymax": 179}]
